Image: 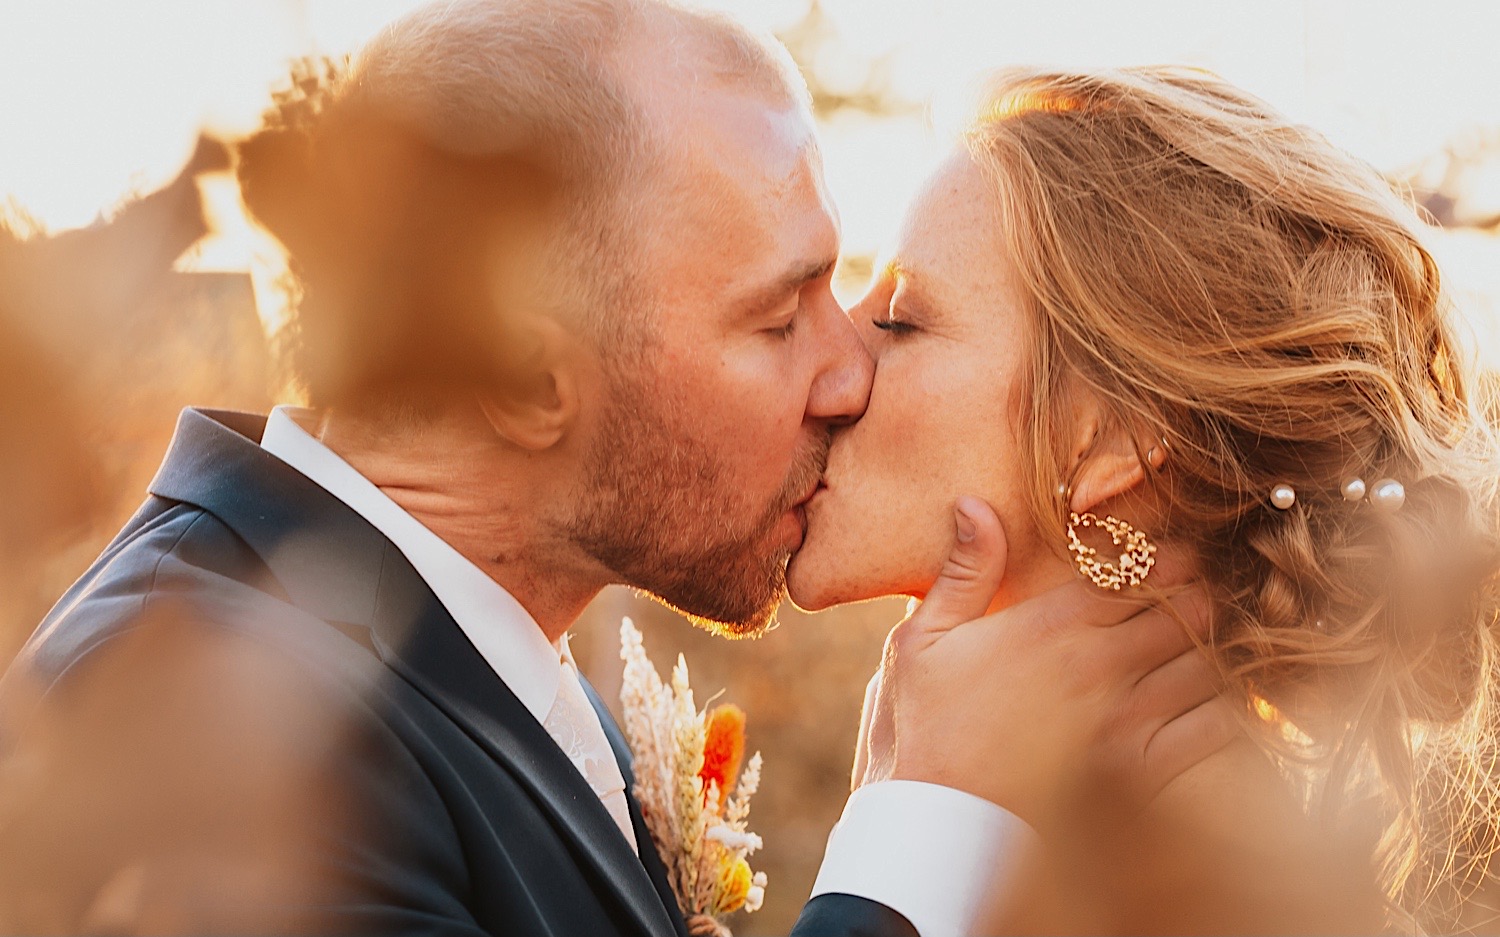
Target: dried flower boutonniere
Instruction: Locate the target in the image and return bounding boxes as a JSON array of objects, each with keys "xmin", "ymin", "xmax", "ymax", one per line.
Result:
[{"xmin": 619, "ymin": 618, "xmax": 767, "ymax": 937}]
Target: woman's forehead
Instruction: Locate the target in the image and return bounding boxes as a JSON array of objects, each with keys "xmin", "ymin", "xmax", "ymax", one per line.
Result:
[{"xmin": 888, "ymin": 153, "xmax": 1015, "ymax": 308}]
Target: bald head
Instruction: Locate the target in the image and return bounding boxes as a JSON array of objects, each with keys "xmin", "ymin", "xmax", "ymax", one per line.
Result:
[{"xmin": 351, "ymin": 0, "xmax": 807, "ymax": 219}]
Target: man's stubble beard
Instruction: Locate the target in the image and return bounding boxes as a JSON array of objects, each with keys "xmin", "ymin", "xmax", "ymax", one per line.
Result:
[{"xmin": 570, "ymin": 369, "xmax": 829, "ymax": 639}]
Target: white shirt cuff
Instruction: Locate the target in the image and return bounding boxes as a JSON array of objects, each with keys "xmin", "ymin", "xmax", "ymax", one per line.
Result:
[{"xmin": 809, "ymin": 780, "xmax": 1033, "ymax": 937}]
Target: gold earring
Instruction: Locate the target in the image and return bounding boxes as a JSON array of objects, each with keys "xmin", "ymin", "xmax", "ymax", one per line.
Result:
[
  {"xmin": 1067, "ymin": 512, "xmax": 1157, "ymax": 590},
  {"xmin": 1146, "ymin": 435, "xmax": 1170, "ymax": 472}
]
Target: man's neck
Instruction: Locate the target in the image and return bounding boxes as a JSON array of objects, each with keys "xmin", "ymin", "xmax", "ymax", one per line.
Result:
[{"xmin": 316, "ymin": 407, "xmax": 605, "ymax": 643}]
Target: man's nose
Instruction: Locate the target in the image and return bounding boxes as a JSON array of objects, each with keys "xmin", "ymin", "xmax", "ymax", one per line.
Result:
[{"xmin": 806, "ymin": 295, "xmax": 873, "ymax": 426}]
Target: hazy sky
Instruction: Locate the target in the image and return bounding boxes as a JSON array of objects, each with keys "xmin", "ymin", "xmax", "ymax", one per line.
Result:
[{"xmin": 3, "ymin": 0, "xmax": 1497, "ymax": 262}]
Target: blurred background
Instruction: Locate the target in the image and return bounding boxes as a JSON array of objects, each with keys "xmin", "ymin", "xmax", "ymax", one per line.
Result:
[{"xmin": 2, "ymin": 1, "xmax": 1498, "ymax": 932}]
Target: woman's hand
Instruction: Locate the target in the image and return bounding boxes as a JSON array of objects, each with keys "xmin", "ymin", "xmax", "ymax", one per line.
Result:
[{"xmin": 855, "ymin": 495, "xmax": 1237, "ymax": 831}]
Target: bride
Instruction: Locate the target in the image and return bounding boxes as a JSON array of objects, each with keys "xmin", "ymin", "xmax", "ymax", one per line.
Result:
[{"xmin": 789, "ymin": 66, "xmax": 1500, "ymax": 931}]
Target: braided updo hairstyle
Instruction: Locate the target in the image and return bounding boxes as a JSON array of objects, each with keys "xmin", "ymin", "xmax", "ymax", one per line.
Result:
[{"xmin": 966, "ymin": 66, "xmax": 1500, "ymax": 927}]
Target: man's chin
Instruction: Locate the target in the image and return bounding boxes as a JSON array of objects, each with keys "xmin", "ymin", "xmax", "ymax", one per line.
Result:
[
  {"xmin": 692, "ymin": 608, "xmax": 778, "ymax": 640},
  {"xmin": 644, "ymin": 559, "xmax": 787, "ymax": 640},
  {"xmin": 647, "ymin": 590, "xmax": 781, "ymax": 640}
]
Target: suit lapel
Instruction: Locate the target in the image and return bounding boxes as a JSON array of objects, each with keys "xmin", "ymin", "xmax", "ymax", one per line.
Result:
[
  {"xmin": 148, "ymin": 408, "xmax": 678, "ymax": 937},
  {"xmin": 583, "ymin": 680, "xmax": 692, "ymax": 937},
  {"xmin": 368, "ymin": 549, "xmax": 680, "ymax": 937}
]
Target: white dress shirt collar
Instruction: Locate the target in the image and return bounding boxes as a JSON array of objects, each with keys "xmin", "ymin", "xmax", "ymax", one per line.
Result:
[{"xmin": 259, "ymin": 406, "xmax": 562, "ymax": 724}]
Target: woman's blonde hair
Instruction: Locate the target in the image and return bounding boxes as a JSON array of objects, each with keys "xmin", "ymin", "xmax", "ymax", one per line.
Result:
[{"xmin": 965, "ymin": 66, "xmax": 1500, "ymax": 927}]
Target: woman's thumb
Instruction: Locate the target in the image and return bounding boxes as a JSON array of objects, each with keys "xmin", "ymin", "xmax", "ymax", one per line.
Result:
[{"xmin": 911, "ymin": 495, "xmax": 1008, "ymax": 633}]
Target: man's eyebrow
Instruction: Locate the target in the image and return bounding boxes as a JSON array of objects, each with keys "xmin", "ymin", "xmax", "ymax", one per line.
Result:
[{"xmin": 738, "ymin": 256, "xmax": 837, "ymax": 318}]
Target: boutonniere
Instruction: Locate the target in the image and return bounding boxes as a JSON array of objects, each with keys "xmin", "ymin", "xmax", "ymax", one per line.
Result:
[{"xmin": 619, "ymin": 619, "xmax": 767, "ymax": 937}]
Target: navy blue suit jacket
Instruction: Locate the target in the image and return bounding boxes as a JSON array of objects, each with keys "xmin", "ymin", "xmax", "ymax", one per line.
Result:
[{"xmin": 2, "ymin": 409, "xmax": 915, "ymax": 937}]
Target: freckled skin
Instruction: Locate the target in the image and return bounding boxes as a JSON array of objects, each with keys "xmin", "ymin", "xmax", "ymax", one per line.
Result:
[{"xmin": 788, "ymin": 150, "xmax": 1067, "ymax": 613}]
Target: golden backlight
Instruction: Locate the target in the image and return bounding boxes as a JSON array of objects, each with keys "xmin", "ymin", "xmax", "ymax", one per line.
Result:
[
  {"xmin": 6, "ymin": 0, "xmax": 1496, "ymax": 362},
  {"xmin": 1, "ymin": 5, "xmax": 1498, "ymax": 933}
]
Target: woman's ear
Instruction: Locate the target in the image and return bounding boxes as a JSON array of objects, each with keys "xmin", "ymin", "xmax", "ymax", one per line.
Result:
[
  {"xmin": 474, "ymin": 315, "xmax": 580, "ymax": 451},
  {"xmin": 1066, "ymin": 417, "xmax": 1162, "ymax": 516}
]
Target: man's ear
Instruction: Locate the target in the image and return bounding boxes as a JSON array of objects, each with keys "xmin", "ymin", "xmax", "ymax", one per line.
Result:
[
  {"xmin": 1067, "ymin": 415, "xmax": 1164, "ymax": 516},
  {"xmin": 474, "ymin": 316, "xmax": 580, "ymax": 451}
]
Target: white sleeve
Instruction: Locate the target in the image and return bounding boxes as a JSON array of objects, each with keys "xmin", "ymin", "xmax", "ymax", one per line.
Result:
[{"xmin": 809, "ymin": 780, "xmax": 1033, "ymax": 937}]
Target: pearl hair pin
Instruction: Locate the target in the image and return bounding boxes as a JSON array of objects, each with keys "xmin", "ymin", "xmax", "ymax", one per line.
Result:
[
  {"xmin": 1369, "ymin": 478, "xmax": 1406, "ymax": 513},
  {"xmin": 1268, "ymin": 477, "xmax": 1406, "ymax": 513},
  {"xmin": 1269, "ymin": 483, "xmax": 1296, "ymax": 510}
]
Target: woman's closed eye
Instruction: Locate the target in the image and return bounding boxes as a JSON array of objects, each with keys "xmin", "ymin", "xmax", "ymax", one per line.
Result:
[
  {"xmin": 872, "ymin": 308, "xmax": 918, "ymax": 336},
  {"xmin": 871, "ymin": 272, "xmax": 926, "ymax": 337}
]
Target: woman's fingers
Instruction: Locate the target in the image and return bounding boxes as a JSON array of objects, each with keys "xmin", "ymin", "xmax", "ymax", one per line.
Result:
[
  {"xmin": 1131, "ymin": 644, "xmax": 1221, "ymax": 733},
  {"xmin": 1112, "ymin": 589, "xmax": 1212, "ymax": 680},
  {"xmin": 1142, "ymin": 696, "xmax": 1241, "ymax": 792},
  {"xmin": 850, "ymin": 671, "xmax": 881, "ymax": 790}
]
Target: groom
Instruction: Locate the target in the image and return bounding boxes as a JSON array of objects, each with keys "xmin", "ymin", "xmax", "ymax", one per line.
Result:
[{"xmin": 0, "ymin": 1, "xmax": 1232, "ymax": 934}]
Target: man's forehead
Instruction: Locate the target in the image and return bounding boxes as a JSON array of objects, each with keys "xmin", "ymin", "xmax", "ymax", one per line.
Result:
[
  {"xmin": 612, "ymin": 12, "xmax": 812, "ymax": 163},
  {"xmin": 614, "ymin": 4, "xmax": 805, "ymax": 114},
  {"xmin": 642, "ymin": 84, "xmax": 830, "ymax": 226},
  {"xmin": 634, "ymin": 117, "xmax": 838, "ymax": 316},
  {"xmin": 612, "ymin": 28, "xmax": 837, "ymax": 297},
  {"xmin": 650, "ymin": 83, "xmax": 819, "ymax": 177}
]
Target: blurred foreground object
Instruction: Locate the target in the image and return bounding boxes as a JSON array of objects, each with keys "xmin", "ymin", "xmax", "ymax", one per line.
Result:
[
  {"xmin": 0, "ymin": 604, "xmax": 357, "ymax": 933},
  {"xmin": 0, "ymin": 321, "xmax": 97, "ymax": 570},
  {"xmin": 981, "ymin": 751, "xmax": 1387, "ymax": 935},
  {"xmin": 0, "ymin": 135, "xmax": 270, "ymax": 666},
  {"xmin": 234, "ymin": 56, "xmax": 560, "ymax": 411}
]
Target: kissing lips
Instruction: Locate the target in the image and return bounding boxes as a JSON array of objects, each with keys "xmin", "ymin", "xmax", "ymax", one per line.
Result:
[{"xmin": 781, "ymin": 479, "xmax": 828, "ymax": 552}]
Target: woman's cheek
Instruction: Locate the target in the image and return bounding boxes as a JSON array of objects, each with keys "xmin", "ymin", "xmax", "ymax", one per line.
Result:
[{"xmin": 873, "ymin": 352, "xmax": 975, "ymax": 589}]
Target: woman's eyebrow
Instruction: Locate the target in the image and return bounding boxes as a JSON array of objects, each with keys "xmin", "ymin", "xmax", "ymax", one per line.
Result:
[
  {"xmin": 887, "ymin": 261, "xmax": 938, "ymax": 306},
  {"xmin": 883, "ymin": 260, "xmax": 948, "ymax": 326},
  {"xmin": 885, "ymin": 259, "xmax": 924, "ymax": 290}
]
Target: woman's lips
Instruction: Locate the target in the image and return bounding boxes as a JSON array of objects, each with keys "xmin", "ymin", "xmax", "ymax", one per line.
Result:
[
  {"xmin": 797, "ymin": 477, "xmax": 827, "ymax": 505},
  {"xmin": 786, "ymin": 482, "xmax": 829, "ymax": 550}
]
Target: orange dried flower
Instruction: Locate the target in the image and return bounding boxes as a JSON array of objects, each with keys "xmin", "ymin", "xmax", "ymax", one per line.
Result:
[{"xmin": 700, "ymin": 704, "xmax": 746, "ymax": 806}]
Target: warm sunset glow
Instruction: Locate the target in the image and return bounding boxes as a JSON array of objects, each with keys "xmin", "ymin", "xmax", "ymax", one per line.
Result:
[
  {"xmin": 4, "ymin": 0, "xmax": 1499, "ymax": 345},
  {"xmin": 4, "ymin": 6, "xmax": 1499, "ymax": 932}
]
